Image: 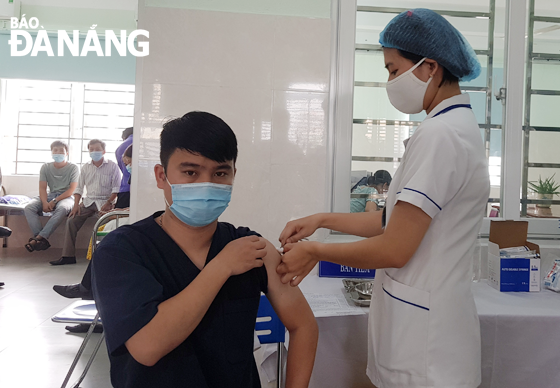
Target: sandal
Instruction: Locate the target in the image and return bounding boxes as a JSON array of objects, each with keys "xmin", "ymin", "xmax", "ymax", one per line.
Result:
[
  {"xmin": 25, "ymin": 238, "xmax": 38, "ymax": 252},
  {"xmin": 34, "ymin": 238, "xmax": 51, "ymax": 251}
]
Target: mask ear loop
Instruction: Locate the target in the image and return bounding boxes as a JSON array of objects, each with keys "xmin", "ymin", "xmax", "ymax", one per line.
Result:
[{"xmin": 164, "ymin": 174, "xmax": 172, "ymax": 208}]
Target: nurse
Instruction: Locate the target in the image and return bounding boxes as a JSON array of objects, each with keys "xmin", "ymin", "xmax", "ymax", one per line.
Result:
[{"xmin": 277, "ymin": 9, "xmax": 490, "ymax": 388}]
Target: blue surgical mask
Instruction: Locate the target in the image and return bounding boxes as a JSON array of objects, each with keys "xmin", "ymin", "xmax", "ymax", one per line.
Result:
[
  {"xmin": 165, "ymin": 179, "xmax": 232, "ymax": 227},
  {"xmin": 90, "ymin": 151, "xmax": 104, "ymax": 162},
  {"xmin": 125, "ymin": 164, "xmax": 132, "ymax": 174},
  {"xmin": 52, "ymin": 153, "xmax": 66, "ymax": 163}
]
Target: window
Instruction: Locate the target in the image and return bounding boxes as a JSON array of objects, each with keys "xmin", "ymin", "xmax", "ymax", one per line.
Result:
[
  {"xmin": 330, "ymin": 0, "xmax": 560, "ymax": 236},
  {"xmin": 351, "ymin": 1, "xmax": 503, "ymax": 216},
  {"xmin": 521, "ymin": 0, "xmax": 560, "ymax": 219},
  {"xmin": 0, "ymin": 79, "xmax": 134, "ymax": 175}
]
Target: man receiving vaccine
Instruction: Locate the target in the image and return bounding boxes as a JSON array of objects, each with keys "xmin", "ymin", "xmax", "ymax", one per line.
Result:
[{"xmin": 92, "ymin": 112, "xmax": 318, "ymax": 388}]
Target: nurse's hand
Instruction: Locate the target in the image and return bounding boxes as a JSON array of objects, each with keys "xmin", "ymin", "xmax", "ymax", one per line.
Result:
[
  {"xmin": 276, "ymin": 241, "xmax": 320, "ymax": 287},
  {"xmin": 279, "ymin": 215, "xmax": 322, "ymax": 246}
]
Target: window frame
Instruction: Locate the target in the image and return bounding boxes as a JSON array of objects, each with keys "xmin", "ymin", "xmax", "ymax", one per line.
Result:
[{"xmin": 330, "ymin": 0, "xmax": 560, "ymax": 237}]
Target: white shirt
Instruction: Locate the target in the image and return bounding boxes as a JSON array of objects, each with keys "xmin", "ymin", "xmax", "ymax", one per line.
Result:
[
  {"xmin": 366, "ymin": 94, "xmax": 490, "ymax": 388},
  {"xmin": 74, "ymin": 158, "xmax": 122, "ymax": 210}
]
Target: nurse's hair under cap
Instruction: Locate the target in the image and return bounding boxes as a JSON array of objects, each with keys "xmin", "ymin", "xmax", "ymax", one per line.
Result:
[{"xmin": 379, "ymin": 8, "xmax": 481, "ymax": 82}]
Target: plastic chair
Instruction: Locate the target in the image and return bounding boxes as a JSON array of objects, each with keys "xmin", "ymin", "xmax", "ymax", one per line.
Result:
[
  {"xmin": 52, "ymin": 210, "xmax": 129, "ymax": 388},
  {"xmin": 256, "ymin": 295, "xmax": 286, "ymax": 388}
]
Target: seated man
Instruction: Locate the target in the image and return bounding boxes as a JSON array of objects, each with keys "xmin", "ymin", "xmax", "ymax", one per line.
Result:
[
  {"xmin": 24, "ymin": 141, "xmax": 79, "ymax": 252},
  {"xmin": 92, "ymin": 112, "xmax": 318, "ymax": 388},
  {"xmin": 50, "ymin": 139, "xmax": 121, "ymax": 265},
  {"xmin": 350, "ymin": 169, "xmax": 392, "ymax": 213}
]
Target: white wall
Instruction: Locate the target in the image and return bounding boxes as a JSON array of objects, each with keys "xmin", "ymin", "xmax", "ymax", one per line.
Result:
[{"xmin": 131, "ymin": 2, "xmax": 332, "ymax": 242}]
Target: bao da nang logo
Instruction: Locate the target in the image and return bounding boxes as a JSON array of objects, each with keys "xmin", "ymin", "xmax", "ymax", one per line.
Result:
[{"xmin": 8, "ymin": 15, "xmax": 149, "ymax": 57}]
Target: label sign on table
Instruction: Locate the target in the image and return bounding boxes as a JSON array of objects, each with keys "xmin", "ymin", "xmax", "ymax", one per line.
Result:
[{"xmin": 319, "ymin": 261, "xmax": 375, "ymax": 278}]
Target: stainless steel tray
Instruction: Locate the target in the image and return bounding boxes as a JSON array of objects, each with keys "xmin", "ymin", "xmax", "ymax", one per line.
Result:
[{"xmin": 342, "ymin": 279, "xmax": 373, "ymax": 307}]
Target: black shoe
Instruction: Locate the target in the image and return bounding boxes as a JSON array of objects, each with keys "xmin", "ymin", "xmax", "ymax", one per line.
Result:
[
  {"xmin": 65, "ymin": 323, "xmax": 103, "ymax": 334},
  {"xmin": 0, "ymin": 226, "xmax": 12, "ymax": 237},
  {"xmin": 49, "ymin": 256, "xmax": 76, "ymax": 265},
  {"xmin": 0, "ymin": 282, "xmax": 4, "ymax": 287},
  {"xmin": 53, "ymin": 284, "xmax": 93, "ymax": 299}
]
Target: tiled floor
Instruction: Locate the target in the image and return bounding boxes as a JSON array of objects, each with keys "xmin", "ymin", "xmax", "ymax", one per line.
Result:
[
  {"xmin": 0, "ymin": 247, "xmax": 276, "ymax": 388},
  {"xmin": 0, "ymin": 247, "xmax": 110, "ymax": 388}
]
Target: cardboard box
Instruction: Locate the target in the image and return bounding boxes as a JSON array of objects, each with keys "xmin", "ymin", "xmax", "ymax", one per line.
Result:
[
  {"xmin": 318, "ymin": 261, "xmax": 375, "ymax": 278},
  {"xmin": 487, "ymin": 220, "xmax": 540, "ymax": 292}
]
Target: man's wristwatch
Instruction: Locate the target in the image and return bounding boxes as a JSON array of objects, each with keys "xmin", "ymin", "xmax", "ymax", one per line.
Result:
[{"xmin": 52, "ymin": 198, "xmax": 58, "ymax": 204}]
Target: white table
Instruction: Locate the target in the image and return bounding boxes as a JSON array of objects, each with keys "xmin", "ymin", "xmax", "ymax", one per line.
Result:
[{"xmin": 299, "ymin": 266, "xmax": 560, "ymax": 388}]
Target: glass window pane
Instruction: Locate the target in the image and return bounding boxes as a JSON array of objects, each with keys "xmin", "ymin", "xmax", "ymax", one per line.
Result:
[
  {"xmin": 532, "ymin": 62, "xmax": 560, "ymax": 91},
  {"xmin": 530, "ymin": 95, "xmax": 560, "ymax": 127},
  {"xmin": 466, "ymin": 91, "xmax": 488, "ymax": 124},
  {"xmin": 352, "ymin": 123, "xmax": 410, "ymax": 159},
  {"xmin": 16, "ymin": 162, "xmax": 44, "ymax": 175},
  {"xmin": 355, "ymin": 51, "xmax": 387, "ymax": 83},
  {"xmin": 17, "ymin": 150, "xmax": 51, "ymax": 163},
  {"xmin": 529, "ymin": 131, "xmax": 560, "ymax": 164},
  {"xmin": 18, "ymin": 137, "xmax": 63, "ymax": 151},
  {"xmin": 0, "ymin": 78, "xmax": 135, "ymax": 176},
  {"xmin": 355, "ymin": 11, "xmax": 394, "ymax": 46},
  {"xmin": 19, "ymin": 100, "xmax": 71, "ymax": 113},
  {"xmin": 18, "ymin": 125, "xmax": 70, "ymax": 138},
  {"xmin": 358, "ymin": 1, "xmax": 489, "ymax": 13},
  {"xmin": 533, "ymin": 21, "xmax": 560, "ymax": 55},
  {"xmin": 83, "ymin": 103, "xmax": 134, "ymax": 116},
  {"xmin": 535, "ymin": 1, "xmax": 560, "ymax": 18},
  {"xmin": 85, "ymin": 83, "xmax": 135, "ymax": 92},
  {"xmin": 19, "ymin": 87, "xmax": 71, "ymax": 101},
  {"xmin": 82, "ymin": 127, "xmax": 126, "ymax": 140},
  {"xmin": 83, "ymin": 114, "xmax": 134, "ymax": 129},
  {"xmin": 19, "ymin": 113, "xmax": 70, "ymax": 126},
  {"xmin": 353, "ymin": 87, "xmax": 409, "ymax": 121},
  {"xmin": 84, "ymin": 90, "xmax": 135, "ymax": 104}
]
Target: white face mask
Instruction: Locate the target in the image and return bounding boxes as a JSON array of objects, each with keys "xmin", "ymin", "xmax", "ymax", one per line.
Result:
[{"xmin": 386, "ymin": 57, "xmax": 432, "ymax": 114}]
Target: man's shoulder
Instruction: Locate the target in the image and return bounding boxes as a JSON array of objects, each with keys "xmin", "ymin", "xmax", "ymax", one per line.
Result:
[{"xmin": 218, "ymin": 222, "xmax": 262, "ymax": 240}]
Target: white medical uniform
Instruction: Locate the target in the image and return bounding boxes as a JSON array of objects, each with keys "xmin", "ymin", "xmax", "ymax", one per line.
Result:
[{"xmin": 366, "ymin": 94, "xmax": 490, "ymax": 388}]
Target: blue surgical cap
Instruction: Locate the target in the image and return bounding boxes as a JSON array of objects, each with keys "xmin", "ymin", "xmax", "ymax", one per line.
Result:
[{"xmin": 379, "ymin": 8, "xmax": 481, "ymax": 82}]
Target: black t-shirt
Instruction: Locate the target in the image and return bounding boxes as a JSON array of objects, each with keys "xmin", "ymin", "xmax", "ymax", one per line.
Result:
[{"xmin": 91, "ymin": 212, "xmax": 268, "ymax": 388}]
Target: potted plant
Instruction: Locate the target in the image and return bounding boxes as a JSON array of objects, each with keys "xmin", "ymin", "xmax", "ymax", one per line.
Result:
[{"xmin": 528, "ymin": 174, "xmax": 560, "ymax": 209}]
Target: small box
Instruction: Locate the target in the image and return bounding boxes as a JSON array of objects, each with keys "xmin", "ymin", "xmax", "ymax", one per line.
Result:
[
  {"xmin": 487, "ymin": 220, "xmax": 540, "ymax": 292},
  {"xmin": 318, "ymin": 261, "xmax": 375, "ymax": 278}
]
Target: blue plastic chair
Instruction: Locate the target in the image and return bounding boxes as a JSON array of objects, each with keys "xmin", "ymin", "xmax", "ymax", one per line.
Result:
[{"xmin": 256, "ymin": 295, "xmax": 286, "ymax": 388}]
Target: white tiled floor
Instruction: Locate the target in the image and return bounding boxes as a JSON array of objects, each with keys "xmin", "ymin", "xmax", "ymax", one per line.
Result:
[
  {"xmin": 0, "ymin": 247, "xmax": 110, "ymax": 388},
  {"xmin": 0, "ymin": 247, "xmax": 276, "ymax": 388}
]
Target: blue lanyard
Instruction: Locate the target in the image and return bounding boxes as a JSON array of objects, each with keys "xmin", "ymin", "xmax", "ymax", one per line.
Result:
[{"xmin": 432, "ymin": 104, "xmax": 472, "ymax": 118}]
